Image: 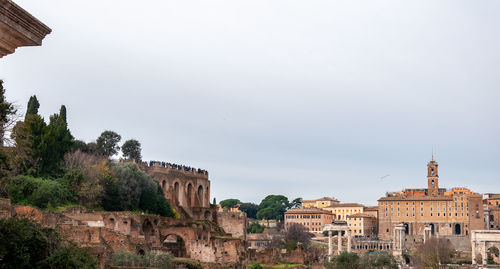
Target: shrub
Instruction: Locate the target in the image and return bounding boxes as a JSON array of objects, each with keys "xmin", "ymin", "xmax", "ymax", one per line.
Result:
[
  {"xmin": 247, "ymin": 223, "xmax": 265, "ymax": 234},
  {"xmin": 111, "ymin": 251, "xmax": 172, "ymax": 269},
  {"xmin": 7, "ymin": 175, "xmax": 41, "ymax": 204},
  {"xmin": 30, "ymin": 179, "xmax": 72, "ymax": 208},
  {"xmin": 0, "ymin": 218, "xmax": 96, "ymax": 268},
  {"xmin": 7, "ymin": 175, "xmax": 71, "ymax": 208},
  {"xmin": 249, "ymin": 263, "xmax": 263, "ymax": 269}
]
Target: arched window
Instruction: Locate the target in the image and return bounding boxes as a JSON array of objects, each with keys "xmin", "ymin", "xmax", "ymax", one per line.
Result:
[{"xmin": 197, "ymin": 185, "xmax": 203, "ymax": 206}]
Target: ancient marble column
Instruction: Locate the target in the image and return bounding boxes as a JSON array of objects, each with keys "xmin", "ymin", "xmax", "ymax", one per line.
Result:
[
  {"xmin": 338, "ymin": 232, "xmax": 342, "ymax": 255},
  {"xmin": 328, "ymin": 231, "xmax": 333, "ymax": 259},
  {"xmin": 347, "ymin": 230, "xmax": 352, "ymax": 253}
]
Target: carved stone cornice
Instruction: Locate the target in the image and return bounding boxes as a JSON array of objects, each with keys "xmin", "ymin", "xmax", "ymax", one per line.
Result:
[{"xmin": 0, "ymin": 0, "xmax": 51, "ymax": 58}]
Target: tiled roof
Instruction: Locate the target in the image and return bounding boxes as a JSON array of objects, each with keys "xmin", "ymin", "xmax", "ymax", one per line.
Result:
[
  {"xmin": 346, "ymin": 213, "xmax": 375, "ymax": 218},
  {"xmin": 378, "ymin": 196, "xmax": 453, "ymax": 201},
  {"xmin": 325, "ymin": 203, "xmax": 365, "ymax": 208},
  {"xmin": 285, "ymin": 207, "xmax": 333, "ymax": 214}
]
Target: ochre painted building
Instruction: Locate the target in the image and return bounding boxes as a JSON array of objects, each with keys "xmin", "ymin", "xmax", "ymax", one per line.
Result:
[
  {"xmin": 284, "ymin": 207, "xmax": 334, "ymax": 233},
  {"xmin": 325, "ymin": 203, "xmax": 365, "ymax": 221},
  {"xmin": 346, "ymin": 213, "xmax": 377, "ymax": 238},
  {"xmin": 378, "ymin": 159, "xmax": 484, "ymax": 242},
  {"xmin": 302, "ymin": 197, "xmax": 339, "ymax": 209}
]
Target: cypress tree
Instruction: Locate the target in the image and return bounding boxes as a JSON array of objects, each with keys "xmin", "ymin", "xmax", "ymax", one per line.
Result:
[{"xmin": 25, "ymin": 95, "xmax": 40, "ymax": 118}]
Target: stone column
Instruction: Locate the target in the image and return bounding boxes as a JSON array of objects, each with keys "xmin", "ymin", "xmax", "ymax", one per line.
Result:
[
  {"xmin": 483, "ymin": 241, "xmax": 487, "ymax": 265},
  {"xmin": 347, "ymin": 230, "xmax": 352, "ymax": 253},
  {"xmin": 328, "ymin": 231, "xmax": 333, "ymax": 259},
  {"xmin": 338, "ymin": 231, "xmax": 342, "ymax": 255},
  {"xmin": 424, "ymin": 225, "xmax": 431, "ymax": 243},
  {"xmin": 471, "ymin": 235, "xmax": 476, "ymax": 265}
]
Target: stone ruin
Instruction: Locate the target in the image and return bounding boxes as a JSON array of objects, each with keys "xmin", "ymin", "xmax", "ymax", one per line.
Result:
[
  {"xmin": 0, "ymin": 162, "xmax": 249, "ymax": 268},
  {"xmin": 1, "ymin": 199, "xmax": 247, "ymax": 268}
]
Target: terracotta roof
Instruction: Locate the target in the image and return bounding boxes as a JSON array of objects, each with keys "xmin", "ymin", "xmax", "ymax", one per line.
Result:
[
  {"xmin": 364, "ymin": 206, "xmax": 378, "ymax": 211},
  {"xmin": 378, "ymin": 196, "xmax": 453, "ymax": 201},
  {"xmin": 303, "ymin": 197, "xmax": 339, "ymax": 202},
  {"xmin": 285, "ymin": 207, "xmax": 333, "ymax": 215},
  {"xmin": 346, "ymin": 213, "xmax": 375, "ymax": 218},
  {"xmin": 325, "ymin": 203, "xmax": 364, "ymax": 208}
]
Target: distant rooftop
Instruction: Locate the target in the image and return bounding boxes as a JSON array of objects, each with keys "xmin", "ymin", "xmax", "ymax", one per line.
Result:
[{"xmin": 325, "ymin": 203, "xmax": 365, "ymax": 208}]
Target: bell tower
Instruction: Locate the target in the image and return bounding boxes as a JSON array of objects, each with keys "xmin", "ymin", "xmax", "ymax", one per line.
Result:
[{"xmin": 427, "ymin": 156, "xmax": 439, "ymax": 196}]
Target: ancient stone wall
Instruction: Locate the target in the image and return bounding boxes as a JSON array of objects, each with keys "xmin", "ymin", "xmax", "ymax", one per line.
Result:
[
  {"xmin": 141, "ymin": 163, "xmax": 211, "ymax": 220},
  {"xmin": 217, "ymin": 211, "xmax": 247, "ymax": 239},
  {"xmin": 1, "ymin": 201, "xmax": 246, "ymax": 267}
]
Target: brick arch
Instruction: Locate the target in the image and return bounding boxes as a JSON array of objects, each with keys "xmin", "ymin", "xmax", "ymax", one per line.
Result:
[
  {"xmin": 171, "ymin": 179, "xmax": 183, "ymax": 206},
  {"xmin": 197, "ymin": 185, "xmax": 204, "ymax": 207},
  {"xmin": 184, "ymin": 180, "xmax": 196, "ymax": 207},
  {"xmin": 160, "ymin": 227, "xmax": 198, "ymax": 257}
]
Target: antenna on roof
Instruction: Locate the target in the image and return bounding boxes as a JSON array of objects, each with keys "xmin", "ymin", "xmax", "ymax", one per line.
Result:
[{"xmin": 432, "ymin": 148, "xmax": 434, "ymax": 161}]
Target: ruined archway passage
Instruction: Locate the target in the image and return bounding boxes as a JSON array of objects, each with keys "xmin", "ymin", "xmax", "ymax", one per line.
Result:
[
  {"xmin": 163, "ymin": 234, "xmax": 186, "ymax": 257},
  {"xmin": 142, "ymin": 219, "xmax": 154, "ymax": 241},
  {"xmin": 454, "ymin": 223, "xmax": 461, "ymax": 235}
]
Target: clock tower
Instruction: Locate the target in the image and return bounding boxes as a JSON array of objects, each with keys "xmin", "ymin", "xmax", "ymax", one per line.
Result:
[{"xmin": 427, "ymin": 156, "xmax": 439, "ymax": 196}]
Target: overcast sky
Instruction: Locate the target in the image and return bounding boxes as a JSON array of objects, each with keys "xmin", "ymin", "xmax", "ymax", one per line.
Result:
[{"xmin": 1, "ymin": 0, "xmax": 499, "ymax": 205}]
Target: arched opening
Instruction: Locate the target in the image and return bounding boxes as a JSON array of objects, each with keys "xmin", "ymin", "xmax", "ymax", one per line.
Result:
[
  {"xmin": 187, "ymin": 184, "xmax": 193, "ymax": 207},
  {"xmin": 197, "ymin": 185, "xmax": 203, "ymax": 207},
  {"xmin": 163, "ymin": 234, "xmax": 186, "ymax": 257},
  {"xmin": 403, "ymin": 223, "xmax": 409, "ymax": 235},
  {"xmin": 488, "ymin": 246, "xmax": 500, "ymax": 264},
  {"xmin": 204, "ymin": 210, "xmax": 211, "ymax": 221},
  {"xmin": 431, "ymin": 179, "xmax": 435, "ymax": 187},
  {"xmin": 454, "ymin": 223, "xmax": 461, "ymax": 235},
  {"xmin": 142, "ymin": 219, "xmax": 154, "ymax": 241},
  {"xmin": 174, "ymin": 182, "xmax": 179, "ymax": 204},
  {"xmin": 476, "ymin": 253, "xmax": 483, "ymax": 265},
  {"xmin": 162, "ymin": 180, "xmax": 166, "ymax": 189},
  {"xmin": 430, "ymin": 223, "xmax": 435, "ymax": 235}
]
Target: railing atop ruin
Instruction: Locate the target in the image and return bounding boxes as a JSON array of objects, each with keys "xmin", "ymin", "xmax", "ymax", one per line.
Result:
[{"xmin": 140, "ymin": 160, "xmax": 209, "ymax": 176}]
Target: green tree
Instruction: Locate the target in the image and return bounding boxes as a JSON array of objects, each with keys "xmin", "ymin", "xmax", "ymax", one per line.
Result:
[
  {"xmin": 220, "ymin": 198, "xmax": 240, "ymax": 209},
  {"xmin": 325, "ymin": 252, "xmax": 360, "ymax": 269},
  {"xmin": 59, "ymin": 105, "xmax": 67, "ymax": 123},
  {"xmin": 71, "ymin": 139, "xmax": 88, "ymax": 152},
  {"xmin": 11, "ymin": 114, "xmax": 46, "ymax": 175},
  {"xmin": 257, "ymin": 195, "xmax": 290, "ymax": 221},
  {"xmin": 38, "ymin": 113, "xmax": 74, "ymax": 176},
  {"xmin": 256, "ymin": 207, "xmax": 274, "ymax": 220},
  {"xmin": 25, "ymin": 95, "xmax": 40, "ymax": 118},
  {"xmin": 359, "ymin": 252, "xmax": 399, "ymax": 269},
  {"xmin": 246, "ymin": 223, "xmax": 265, "ymax": 234},
  {"xmin": 7, "ymin": 175, "xmax": 72, "ymax": 209},
  {"xmin": 0, "ymin": 80, "xmax": 16, "ymax": 197},
  {"xmin": 0, "ymin": 218, "xmax": 97, "ymax": 269},
  {"xmin": 43, "ymin": 243, "xmax": 97, "ymax": 269},
  {"xmin": 290, "ymin": 197, "xmax": 302, "ymax": 208},
  {"xmin": 122, "ymin": 139, "xmax": 142, "ymax": 161},
  {"xmin": 12, "ymin": 98, "xmax": 73, "ymax": 177},
  {"xmin": 96, "ymin": 130, "xmax": 121, "ymax": 157},
  {"xmin": 108, "ymin": 163, "xmax": 174, "ymax": 216},
  {"xmin": 239, "ymin": 202, "xmax": 260, "ymax": 219},
  {"xmin": 0, "ymin": 80, "xmax": 16, "ymax": 144}
]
